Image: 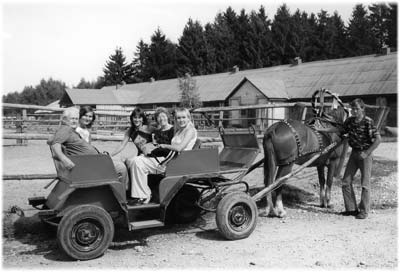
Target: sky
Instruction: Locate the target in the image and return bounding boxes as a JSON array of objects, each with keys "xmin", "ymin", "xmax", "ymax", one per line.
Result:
[{"xmin": 2, "ymin": 0, "xmax": 372, "ymax": 95}]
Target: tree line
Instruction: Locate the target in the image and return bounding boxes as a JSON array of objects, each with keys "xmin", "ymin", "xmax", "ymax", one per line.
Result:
[{"xmin": 3, "ymin": 2, "xmax": 397, "ymax": 108}]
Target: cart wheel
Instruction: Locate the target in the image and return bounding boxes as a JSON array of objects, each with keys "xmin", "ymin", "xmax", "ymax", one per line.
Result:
[
  {"xmin": 57, "ymin": 205, "xmax": 114, "ymax": 260},
  {"xmin": 168, "ymin": 186, "xmax": 201, "ymax": 224},
  {"xmin": 216, "ymin": 192, "xmax": 257, "ymax": 240}
]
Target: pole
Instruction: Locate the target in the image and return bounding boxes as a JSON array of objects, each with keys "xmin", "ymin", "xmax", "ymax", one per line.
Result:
[{"xmin": 252, "ymin": 141, "xmax": 342, "ymax": 202}]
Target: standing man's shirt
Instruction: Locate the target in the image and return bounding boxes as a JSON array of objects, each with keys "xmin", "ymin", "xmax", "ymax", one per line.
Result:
[
  {"xmin": 49, "ymin": 125, "xmax": 98, "ymax": 155},
  {"xmin": 343, "ymin": 116, "xmax": 380, "ymax": 151}
]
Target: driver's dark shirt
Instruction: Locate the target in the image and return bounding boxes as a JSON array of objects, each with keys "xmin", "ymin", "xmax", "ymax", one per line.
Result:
[
  {"xmin": 49, "ymin": 125, "xmax": 98, "ymax": 155},
  {"xmin": 343, "ymin": 116, "xmax": 379, "ymax": 151}
]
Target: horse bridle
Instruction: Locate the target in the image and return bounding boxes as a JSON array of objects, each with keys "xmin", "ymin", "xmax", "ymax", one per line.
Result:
[{"xmin": 311, "ymin": 88, "xmax": 349, "ymax": 126}]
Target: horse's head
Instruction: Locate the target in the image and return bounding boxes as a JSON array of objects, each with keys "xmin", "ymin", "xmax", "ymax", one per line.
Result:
[
  {"xmin": 307, "ymin": 107, "xmax": 346, "ymax": 139},
  {"xmin": 310, "ymin": 89, "xmax": 349, "ymax": 139}
]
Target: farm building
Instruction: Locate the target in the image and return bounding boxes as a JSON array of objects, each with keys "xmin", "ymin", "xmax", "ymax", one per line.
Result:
[{"xmin": 59, "ymin": 50, "xmax": 397, "ymax": 127}]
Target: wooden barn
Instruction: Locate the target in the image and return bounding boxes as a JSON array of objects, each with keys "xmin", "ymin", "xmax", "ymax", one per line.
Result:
[{"xmin": 59, "ymin": 51, "xmax": 397, "ymax": 127}]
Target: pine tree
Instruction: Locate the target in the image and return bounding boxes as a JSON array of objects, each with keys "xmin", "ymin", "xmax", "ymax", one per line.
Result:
[
  {"xmin": 302, "ymin": 12, "xmax": 320, "ymax": 61},
  {"xmin": 209, "ymin": 11, "xmax": 236, "ymax": 72},
  {"xmin": 329, "ymin": 12, "xmax": 349, "ymax": 58},
  {"xmin": 270, "ymin": 4, "xmax": 297, "ymax": 65},
  {"xmin": 368, "ymin": 3, "xmax": 391, "ymax": 49},
  {"xmin": 249, "ymin": 6, "xmax": 273, "ymax": 67},
  {"xmin": 386, "ymin": 3, "xmax": 397, "ymax": 49},
  {"xmin": 236, "ymin": 9, "xmax": 254, "ymax": 70},
  {"xmin": 347, "ymin": 4, "xmax": 378, "ymax": 56},
  {"xmin": 146, "ymin": 28, "xmax": 178, "ymax": 80},
  {"xmin": 177, "ymin": 19, "xmax": 208, "ymax": 75},
  {"xmin": 223, "ymin": 7, "xmax": 241, "ymax": 69},
  {"xmin": 132, "ymin": 39, "xmax": 150, "ymax": 82},
  {"xmin": 317, "ymin": 10, "xmax": 348, "ymax": 59},
  {"xmin": 203, "ymin": 23, "xmax": 218, "ymax": 74},
  {"xmin": 103, "ymin": 47, "xmax": 134, "ymax": 87}
]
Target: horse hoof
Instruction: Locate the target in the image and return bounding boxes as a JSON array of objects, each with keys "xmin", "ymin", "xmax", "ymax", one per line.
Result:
[
  {"xmin": 276, "ymin": 210, "xmax": 287, "ymax": 218},
  {"xmin": 259, "ymin": 210, "xmax": 269, "ymax": 217}
]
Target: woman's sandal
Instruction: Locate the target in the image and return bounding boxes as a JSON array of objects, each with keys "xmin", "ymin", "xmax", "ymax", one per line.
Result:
[{"xmin": 127, "ymin": 196, "xmax": 151, "ymax": 206}]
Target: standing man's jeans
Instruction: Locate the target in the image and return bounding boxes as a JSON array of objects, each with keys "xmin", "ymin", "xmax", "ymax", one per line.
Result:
[{"xmin": 342, "ymin": 150, "xmax": 373, "ymax": 213}]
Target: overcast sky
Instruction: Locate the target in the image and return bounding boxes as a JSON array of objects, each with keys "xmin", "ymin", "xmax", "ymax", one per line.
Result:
[{"xmin": 2, "ymin": 0, "xmax": 367, "ymax": 95}]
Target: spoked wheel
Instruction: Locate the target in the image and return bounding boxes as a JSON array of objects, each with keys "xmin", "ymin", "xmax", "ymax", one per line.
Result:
[
  {"xmin": 216, "ymin": 192, "xmax": 257, "ymax": 240},
  {"xmin": 57, "ymin": 205, "xmax": 114, "ymax": 260},
  {"xmin": 167, "ymin": 186, "xmax": 201, "ymax": 224}
]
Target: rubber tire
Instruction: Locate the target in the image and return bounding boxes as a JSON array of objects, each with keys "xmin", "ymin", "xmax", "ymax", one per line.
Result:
[
  {"xmin": 216, "ymin": 192, "xmax": 257, "ymax": 240},
  {"xmin": 57, "ymin": 205, "xmax": 114, "ymax": 261},
  {"xmin": 168, "ymin": 186, "xmax": 201, "ymax": 224}
]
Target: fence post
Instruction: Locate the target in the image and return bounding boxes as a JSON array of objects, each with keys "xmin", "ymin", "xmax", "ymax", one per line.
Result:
[
  {"xmin": 16, "ymin": 109, "xmax": 27, "ymax": 145},
  {"xmin": 218, "ymin": 110, "xmax": 224, "ymax": 127}
]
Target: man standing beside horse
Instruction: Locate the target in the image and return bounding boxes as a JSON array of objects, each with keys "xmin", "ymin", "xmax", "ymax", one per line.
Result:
[{"xmin": 319, "ymin": 98, "xmax": 381, "ymax": 219}]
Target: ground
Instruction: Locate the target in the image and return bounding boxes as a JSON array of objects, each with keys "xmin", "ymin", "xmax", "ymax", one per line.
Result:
[{"xmin": 2, "ymin": 139, "xmax": 398, "ymax": 269}]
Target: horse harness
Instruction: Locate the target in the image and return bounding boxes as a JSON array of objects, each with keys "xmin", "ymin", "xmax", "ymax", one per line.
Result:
[{"xmin": 280, "ymin": 119, "xmax": 324, "ymax": 158}]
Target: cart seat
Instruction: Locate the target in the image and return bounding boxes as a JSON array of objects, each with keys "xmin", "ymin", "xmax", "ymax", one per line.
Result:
[
  {"xmin": 219, "ymin": 132, "xmax": 260, "ymax": 172},
  {"xmin": 165, "ymin": 148, "xmax": 219, "ymax": 176},
  {"xmin": 50, "ymin": 146, "xmax": 119, "ymax": 184}
]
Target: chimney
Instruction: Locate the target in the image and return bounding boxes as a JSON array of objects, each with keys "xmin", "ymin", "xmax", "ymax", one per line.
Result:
[
  {"xmin": 150, "ymin": 77, "xmax": 155, "ymax": 83},
  {"xmin": 294, "ymin": 57, "xmax": 302, "ymax": 65},
  {"xmin": 381, "ymin": 46, "xmax": 390, "ymax": 55},
  {"xmin": 232, "ymin": 65, "xmax": 239, "ymax": 73}
]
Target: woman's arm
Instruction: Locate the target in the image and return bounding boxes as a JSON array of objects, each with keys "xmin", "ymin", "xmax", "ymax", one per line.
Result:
[
  {"xmin": 47, "ymin": 134, "xmax": 55, "ymax": 145},
  {"xmin": 110, "ymin": 129, "xmax": 130, "ymax": 156},
  {"xmin": 160, "ymin": 128, "xmax": 196, "ymax": 152}
]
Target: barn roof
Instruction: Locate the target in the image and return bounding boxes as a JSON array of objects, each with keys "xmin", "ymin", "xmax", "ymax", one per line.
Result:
[
  {"xmin": 62, "ymin": 89, "xmax": 119, "ymax": 105},
  {"xmin": 63, "ymin": 52, "xmax": 397, "ymax": 106},
  {"xmin": 244, "ymin": 76, "xmax": 287, "ymax": 99}
]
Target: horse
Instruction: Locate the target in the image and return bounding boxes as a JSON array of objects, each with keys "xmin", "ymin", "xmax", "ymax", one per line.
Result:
[{"xmin": 261, "ymin": 99, "xmax": 348, "ymax": 218}]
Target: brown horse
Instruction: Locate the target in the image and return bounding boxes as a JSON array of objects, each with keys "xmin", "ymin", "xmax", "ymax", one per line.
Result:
[{"xmin": 261, "ymin": 107, "xmax": 347, "ymax": 217}]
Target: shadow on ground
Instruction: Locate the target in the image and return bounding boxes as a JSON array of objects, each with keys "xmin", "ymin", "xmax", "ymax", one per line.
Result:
[
  {"xmin": 372, "ymin": 159, "xmax": 397, "ymax": 177},
  {"xmin": 3, "ymin": 209, "xmax": 219, "ymax": 261}
]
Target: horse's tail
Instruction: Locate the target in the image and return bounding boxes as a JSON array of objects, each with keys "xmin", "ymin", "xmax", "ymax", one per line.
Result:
[{"xmin": 263, "ymin": 133, "xmax": 276, "ymax": 188}]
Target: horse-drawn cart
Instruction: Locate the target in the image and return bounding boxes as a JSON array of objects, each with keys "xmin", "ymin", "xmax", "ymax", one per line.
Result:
[{"xmin": 28, "ymin": 90, "xmax": 390, "ymax": 261}]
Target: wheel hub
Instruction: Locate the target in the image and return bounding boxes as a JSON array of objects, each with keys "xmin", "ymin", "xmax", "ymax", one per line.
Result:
[
  {"xmin": 71, "ymin": 220, "xmax": 103, "ymax": 251},
  {"xmin": 230, "ymin": 205, "xmax": 248, "ymax": 227}
]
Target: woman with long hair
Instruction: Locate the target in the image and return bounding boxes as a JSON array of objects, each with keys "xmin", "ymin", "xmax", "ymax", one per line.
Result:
[
  {"xmin": 76, "ymin": 105, "xmax": 96, "ymax": 143},
  {"xmin": 111, "ymin": 107, "xmax": 153, "ymax": 157}
]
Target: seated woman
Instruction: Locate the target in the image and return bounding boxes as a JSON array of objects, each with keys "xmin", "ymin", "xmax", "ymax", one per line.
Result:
[
  {"xmin": 125, "ymin": 107, "xmax": 174, "ymax": 174},
  {"xmin": 110, "ymin": 107, "xmax": 154, "ymax": 158},
  {"xmin": 128, "ymin": 108, "xmax": 197, "ymax": 205},
  {"xmin": 76, "ymin": 105, "xmax": 96, "ymax": 143}
]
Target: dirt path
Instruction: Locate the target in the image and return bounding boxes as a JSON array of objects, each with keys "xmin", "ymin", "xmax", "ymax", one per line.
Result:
[{"xmin": 2, "ymin": 141, "xmax": 398, "ymax": 269}]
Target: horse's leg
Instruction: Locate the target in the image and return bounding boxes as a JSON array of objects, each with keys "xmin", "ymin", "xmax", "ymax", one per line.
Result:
[
  {"xmin": 273, "ymin": 163, "xmax": 294, "ymax": 218},
  {"xmin": 260, "ymin": 135, "xmax": 277, "ymax": 217},
  {"xmin": 325, "ymin": 160, "xmax": 336, "ymax": 208},
  {"xmin": 260, "ymin": 172, "xmax": 277, "ymax": 217},
  {"xmin": 317, "ymin": 165, "xmax": 326, "ymax": 208}
]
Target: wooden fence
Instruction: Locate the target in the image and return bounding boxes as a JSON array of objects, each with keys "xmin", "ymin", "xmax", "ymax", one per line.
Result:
[
  {"xmin": 2, "ymin": 102, "xmax": 392, "ymax": 180},
  {"xmin": 3, "ymin": 101, "xmax": 390, "ymax": 144}
]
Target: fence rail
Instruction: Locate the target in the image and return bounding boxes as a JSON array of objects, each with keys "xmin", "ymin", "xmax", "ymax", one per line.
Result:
[{"xmin": 3, "ymin": 102, "xmax": 390, "ymax": 145}]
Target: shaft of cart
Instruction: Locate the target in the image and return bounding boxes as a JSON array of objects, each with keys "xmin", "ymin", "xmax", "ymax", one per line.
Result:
[{"xmin": 252, "ymin": 140, "xmax": 344, "ymax": 202}]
